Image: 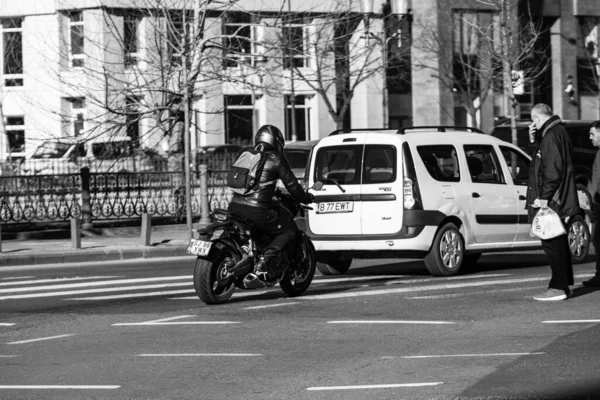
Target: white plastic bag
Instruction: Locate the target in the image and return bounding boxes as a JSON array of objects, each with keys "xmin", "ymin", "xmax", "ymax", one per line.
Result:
[{"xmin": 530, "ymin": 207, "xmax": 566, "ymax": 240}]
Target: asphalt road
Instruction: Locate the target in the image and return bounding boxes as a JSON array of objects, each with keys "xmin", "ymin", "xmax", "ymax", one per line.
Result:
[{"xmin": 1, "ymin": 252, "xmax": 600, "ymax": 400}]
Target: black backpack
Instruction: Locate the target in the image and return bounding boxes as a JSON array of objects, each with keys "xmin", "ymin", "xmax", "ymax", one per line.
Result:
[{"xmin": 227, "ymin": 148, "xmax": 268, "ymax": 195}]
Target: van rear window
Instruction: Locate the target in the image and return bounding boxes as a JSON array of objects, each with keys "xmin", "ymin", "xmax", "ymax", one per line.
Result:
[{"xmin": 313, "ymin": 145, "xmax": 361, "ymax": 185}]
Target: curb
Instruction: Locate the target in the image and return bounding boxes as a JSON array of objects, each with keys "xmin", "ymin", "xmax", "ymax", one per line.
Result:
[{"xmin": 0, "ymin": 246, "xmax": 192, "ymax": 267}]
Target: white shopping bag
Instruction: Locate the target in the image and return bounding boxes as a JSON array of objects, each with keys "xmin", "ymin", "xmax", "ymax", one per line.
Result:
[{"xmin": 530, "ymin": 207, "xmax": 566, "ymax": 240}]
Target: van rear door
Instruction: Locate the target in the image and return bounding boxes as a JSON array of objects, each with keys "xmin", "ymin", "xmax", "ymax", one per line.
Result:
[
  {"xmin": 308, "ymin": 138, "xmax": 365, "ymax": 236},
  {"xmin": 361, "ymin": 135, "xmax": 403, "ymax": 235}
]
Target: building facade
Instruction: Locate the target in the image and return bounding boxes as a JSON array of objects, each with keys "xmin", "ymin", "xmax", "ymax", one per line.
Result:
[{"xmin": 0, "ymin": 0, "xmax": 599, "ymax": 162}]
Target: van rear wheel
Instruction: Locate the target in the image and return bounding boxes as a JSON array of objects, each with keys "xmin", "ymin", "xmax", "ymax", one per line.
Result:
[{"xmin": 424, "ymin": 223, "xmax": 464, "ymax": 276}]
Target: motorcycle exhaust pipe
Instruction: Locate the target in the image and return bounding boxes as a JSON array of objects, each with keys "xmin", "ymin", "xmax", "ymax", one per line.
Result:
[{"xmin": 226, "ymin": 255, "xmax": 253, "ymax": 278}]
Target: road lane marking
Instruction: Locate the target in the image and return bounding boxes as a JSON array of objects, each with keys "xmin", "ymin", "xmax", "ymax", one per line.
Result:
[
  {"xmin": 306, "ymin": 382, "xmax": 443, "ymax": 391},
  {"xmin": 542, "ymin": 320, "xmax": 600, "ymax": 324},
  {"xmin": 0, "ymin": 355, "xmax": 18, "ymax": 358},
  {"xmin": 312, "ymin": 275, "xmax": 403, "ymax": 284},
  {"xmin": 0, "ymin": 323, "xmax": 16, "ymax": 326},
  {"xmin": 113, "ymin": 315, "xmax": 240, "ymax": 326},
  {"xmin": 406, "ymin": 286, "xmax": 541, "ymax": 299},
  {"xmin": 385, "ymin": 273, "xmax": 512, "ymax": 285},
  {"xmin": 0, "ymin": 282, "xmax": 191, "ymax": 300},
  {"xmin": 70, "ymin": 289, "xmax": 193, "ymax": 301},
  {"xmin": 387, "ymin": 352, "xmax": 546, "ymax": 359},
  {"xmin": 0, "ymin": 276, "xmax": 34, "ymax": 280},
  {"xmin": 0, "ymin": 275, "xmax": 190, "ymax": 293},
  {"xmin": 138, "ymin": 353, "xmax": 261, "ymax": 357},
  {"xmin": 0, "ymin": 276, "xmax": 122, "ymax": 287},
  {"xmin": 328, "ymin": 320, "xmax": 455, "ymax": 325},
  {"xmin": 243, "ymin": 302, "xmax": 299, "ymax": 310},
  {"xmin": 7, "ymin": 334, "xmax": 74, "ymax": 345},
  {"xmin": 0, "ymin": 385, "xmax": 120, "ymax": 389},
  {"xmin": 170, "ymin": 291, "xmax": 270, "ymax": 300},
  {"xmin": 299, "ymin": 276, "xmax": 580, "ymax": 300}
]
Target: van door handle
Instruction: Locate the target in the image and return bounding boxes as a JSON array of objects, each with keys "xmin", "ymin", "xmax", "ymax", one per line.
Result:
[
  {"xmin": 518, "ymin": 195, "xmax": 526, "ymax": 201},
  {"xmin": 472, "ymin": 192, "xmax": 481, "ymax": 198}
]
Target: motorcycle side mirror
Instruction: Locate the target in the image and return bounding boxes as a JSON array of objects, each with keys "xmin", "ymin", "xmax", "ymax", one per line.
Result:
[{"xmin": 311, "ymin": 181, "xmax": 324, "ymax": 191}]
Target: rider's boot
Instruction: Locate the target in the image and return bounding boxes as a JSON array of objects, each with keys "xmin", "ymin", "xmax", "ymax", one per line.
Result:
[{"xmin": 254, "ymin": 248, "xmax": 280, "ymax": 282}]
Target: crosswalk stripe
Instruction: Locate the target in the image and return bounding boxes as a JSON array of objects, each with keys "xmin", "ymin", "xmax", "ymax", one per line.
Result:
[
  {"xmin": 0, "ymin": 275, "xmax": 191, "ymax": 294},
  {"xmin": 0, "ymin": 276, "xmax": 122, "ymax": 287},
  {"xmin": 2, "ymin": 271, "xmax": 594, "ymax": 303},
  {"xmin": 0, "ymin": 282, "xmax": 191, "ymax": 300}
]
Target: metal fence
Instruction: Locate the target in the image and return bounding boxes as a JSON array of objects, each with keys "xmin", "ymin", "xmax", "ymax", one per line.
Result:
[{"xmin": 0, "ymin": 167, "xmax": 232, "ymax": 226}]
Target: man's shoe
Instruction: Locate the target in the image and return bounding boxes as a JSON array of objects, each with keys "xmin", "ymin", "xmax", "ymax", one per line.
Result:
[
  {"xmin": 582, "ymin": 275, "xmax": 600, "ymax": 287},
  {"xmin": 533, "ymin": 288, "xmax": 568, "ymax": 301}
]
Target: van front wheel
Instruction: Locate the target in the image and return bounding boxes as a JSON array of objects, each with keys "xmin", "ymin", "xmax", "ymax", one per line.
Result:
[{"xmin": 424, "ymin": 223, "xmax": 464, "ymax": 276}]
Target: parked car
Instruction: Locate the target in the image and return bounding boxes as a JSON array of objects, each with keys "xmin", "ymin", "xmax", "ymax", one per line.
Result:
[
  {"xmin": 303, "ymin": 126, "xmax": 591, "ymax": 276},
  {"xmin": 20, "ymin": 138, "xmax": 166, "ymax": 175},
  {"xmin": 490, "ymin": 120, "xmax": 596, "ymax": 202},
  {"xmin": 196, "ymin": 144, "xmax": 245, "ymax": 170}
]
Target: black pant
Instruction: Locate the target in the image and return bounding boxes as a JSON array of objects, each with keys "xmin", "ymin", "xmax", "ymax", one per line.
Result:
[
  {"xmin": 227, "ymin": 202, "xmax": 297, "ymax": 259},
  {"xmin": 540, "ymin": 232, "xmax": 574, "ymax": 291}
]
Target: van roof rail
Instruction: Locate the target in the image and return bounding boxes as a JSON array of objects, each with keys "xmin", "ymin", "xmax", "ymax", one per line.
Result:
[
  {"xmin": 328, "ymin": 128, "xmax": 395, "ymax": 136},
  {"xmin": 397, "ymin": 126, "xmax": 484, "ymax": 134}
]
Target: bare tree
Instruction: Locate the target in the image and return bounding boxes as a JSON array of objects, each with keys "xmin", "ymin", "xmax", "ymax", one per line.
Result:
[
  {"xmin": 264, "ymin": 0, "xmax": 400, "ymax": 131},
  {"xmin": 413, "ymin": 0, "xmax": 548, "ymax": 135}
]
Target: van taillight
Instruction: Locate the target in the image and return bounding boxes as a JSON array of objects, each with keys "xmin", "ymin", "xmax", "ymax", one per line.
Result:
[{"xmin": 401, "ymin": 142, "xmax": 423, "ymax": 210}]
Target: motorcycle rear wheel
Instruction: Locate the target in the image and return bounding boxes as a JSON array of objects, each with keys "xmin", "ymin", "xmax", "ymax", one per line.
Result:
[
  {"xmin": 193, "ymin": 251, "xmax": 236, "ymax": 304},
  {"xmin": 280, "ymin": 237, "xmax": 316, "ymax": 297}
]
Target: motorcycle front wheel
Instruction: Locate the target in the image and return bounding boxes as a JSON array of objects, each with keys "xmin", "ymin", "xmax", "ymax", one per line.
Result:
[
  {"xmin": 193, "ymin": 249, "xmax": 237, "ymax": 304},
  {"xmin": 279, "ymin": 237, "xmax": 316, "ymax": 297}
]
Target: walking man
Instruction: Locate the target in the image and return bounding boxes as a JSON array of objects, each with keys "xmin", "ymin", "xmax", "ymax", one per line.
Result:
[
  {"xmin": 527, "ymin": 103, "xmax": 581, "ymax": 301},
  {"xmin": 584, "ymin": 120, "xmax": 600, "ymax": 287}
]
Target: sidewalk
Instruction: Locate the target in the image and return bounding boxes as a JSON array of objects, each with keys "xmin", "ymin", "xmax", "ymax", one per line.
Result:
[{"xmin": 0, "ymin": 224, "xmax": 193, "ymax": 267}]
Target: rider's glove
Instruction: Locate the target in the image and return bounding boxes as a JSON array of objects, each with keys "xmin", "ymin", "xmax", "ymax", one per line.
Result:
[{"xmin": 307, "ymin": 192, "xmax": 316, "ymax": 204}]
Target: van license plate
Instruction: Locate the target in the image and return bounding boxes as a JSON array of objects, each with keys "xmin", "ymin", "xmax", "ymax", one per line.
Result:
[
  {"xmin": 316, "ymin": 201, "xmax": 354, "ymax": 214},
  {"xmin": 187, "ymin": 239, "xmax": 213, "ymax": 256}
]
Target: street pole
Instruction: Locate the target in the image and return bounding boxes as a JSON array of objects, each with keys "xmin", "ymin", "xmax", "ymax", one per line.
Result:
[
  {"xmin": 182, "ymin": 16, "xmax": 193, "ymax": 240},
  {"xmin": 287, "ymin": 0, "xmax": 297, "ymax": 141},
  {"xmin": 382, "ymin": 22, "xmax": 389, "ymax": 129}
]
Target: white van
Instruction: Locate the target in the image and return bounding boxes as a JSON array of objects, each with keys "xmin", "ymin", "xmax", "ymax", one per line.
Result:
[{"xmin": 304, "ymin": 126, "xmax": 590, "ymax": 276}]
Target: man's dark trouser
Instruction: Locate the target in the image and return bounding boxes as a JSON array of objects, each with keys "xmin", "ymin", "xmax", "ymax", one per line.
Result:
[
  {"xmin": 540, "ymin": 231, "xmax": 574, "ymax": 292},
  {"xmin": 228, "ymin": 202, "xmax": 297, "ymax": 261}
]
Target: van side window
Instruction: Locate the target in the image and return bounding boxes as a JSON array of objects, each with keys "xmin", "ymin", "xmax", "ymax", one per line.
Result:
[
  {"xmin": 417, "ymin": 145, "xmax": 460, "ymax": 182},
  {"xmin": 464, "ymin": 145, "xmax": 505, "ymax": 184},
  {"xmin": 363, "ymin": 145, "xmax": 396, "ymax": 184},
  {"xmin": 499, "ymin": 145, "xmax": 530, "ymax": 186},
  {"xmin": 313, "ymin": 145, "xmax": 361, "ymax": 185}
]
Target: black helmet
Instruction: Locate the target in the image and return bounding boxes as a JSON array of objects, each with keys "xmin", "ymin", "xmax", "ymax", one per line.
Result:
[{"xmin": 254, "ymin": 125, "xmax": 285, "ymax": 153}]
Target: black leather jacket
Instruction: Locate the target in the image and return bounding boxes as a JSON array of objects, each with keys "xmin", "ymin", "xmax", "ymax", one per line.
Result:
[{"xmin": 230, "ymin": 150, "xmax": 310, "ymax": 208}]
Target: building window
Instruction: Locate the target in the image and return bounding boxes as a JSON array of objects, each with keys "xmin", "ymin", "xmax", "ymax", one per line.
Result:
[
  {"xmin": 578, "ymin": 17, "xmax": 600, "ymax": 94},
  {"xmin": 125, "ymin": 96, "xmax": 142, "ymax": 146},
  {"xmin": 1, "ymin": 18, "xmax": 23, "ymax": 86},
  {"xmin": 68, "ymin": 11, "xmax": 85, "ymax": 68},
  {"xmin": 5, "ymin": 116, "xmax": 25, "ymax": 155},
  {"xmin": 224, "ymin": 95, "xmax": 254, "ymax": 145},
  {"xmin": 124, "ymin": 13, "xmax": 141, "ymax": 67},
  {"xmin": 282, "ymin": 16, "xmax": 310, "ymax": 69},
  {"xmin": 167, "ymin": 11, "xmax": 189, "ymax": 66},
  {"xmin": 284, "ymin": 95, "xmax": 311, "ymax": 141},
  {"xmin": 62, "ymin": 97, "xmax": 85, "ymax": 136},
  {"xmin": 223, "ymin": 13, "xmax": 258, "ymax": 68},
  {"xmin": 452, "ymin": 11, "xmax": 496, "ymax": 94}
]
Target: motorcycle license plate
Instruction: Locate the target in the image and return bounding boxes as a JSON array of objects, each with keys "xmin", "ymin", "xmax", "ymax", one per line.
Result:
[
  {"xmin": 316, "ymin": 201, "xmax": 354, "ymax": 214},
  {"xmin": 187, "ymin": 239, "xmax": 212, "ymax": 256}
]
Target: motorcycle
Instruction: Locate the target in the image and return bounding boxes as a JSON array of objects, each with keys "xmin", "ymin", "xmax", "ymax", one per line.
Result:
[{"xmin": 187, "ymin": 189, "xmax": 317, "ymax": 305}]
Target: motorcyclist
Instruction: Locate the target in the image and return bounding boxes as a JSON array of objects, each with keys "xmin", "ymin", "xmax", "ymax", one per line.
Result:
[{"xmin": 227, "ymin": 125, "xmax": 314, "ymax": 282}]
